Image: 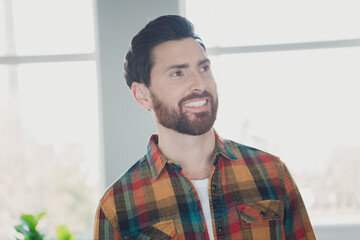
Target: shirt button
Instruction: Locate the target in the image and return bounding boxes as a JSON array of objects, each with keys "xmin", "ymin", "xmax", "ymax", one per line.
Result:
[
  {"xmin": 188, "ymin": 187, "xmax": 193, "ymax": 192},
  {"xmin": 211, "ymin": 184, "xmax": 217, "ymax": 190},
  {"xmin": 217, "ymin": 227, "xmax": 222, "ymax": 232},
  {"xmin": 260, "ymin": 211, "xmax": 266, "ymax": 217},
  {"xmin": 200, "ymin": 230, "xmax": 205, "ymax": 235}
]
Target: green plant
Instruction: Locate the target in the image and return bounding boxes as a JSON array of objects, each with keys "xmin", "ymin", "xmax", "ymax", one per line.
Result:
[
  {"xmin": 14, "ymin": 211, "xmax": 45, "ymax": 240},
  {"xmin": 56, "ymin": 226, "xmax": 75, "ymax": 240},
  {"xmin": 15, "ymin": 212, "xmax": 75, "ymax": 240}
]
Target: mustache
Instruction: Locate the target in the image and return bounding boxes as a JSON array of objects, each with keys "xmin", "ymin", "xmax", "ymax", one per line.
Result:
[{"xmin": 178, "ymin": 91, "xmax": 214, "ymax": 107}]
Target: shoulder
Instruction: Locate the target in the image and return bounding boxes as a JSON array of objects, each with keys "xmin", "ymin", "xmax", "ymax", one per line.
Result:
[
  {"xmin": 101, "ymin": 155, "xmax": 149, "ymax": 200},
  {"xmin": 221, "ymin": 138, "xmax": 285, "ymax": 170},
  {"xmin": 98, "ymin": 155, "xmax": 150, "ymax": 216},
  {"xmin": 224, "ymin": 138, "xmax": 281, "ymax": 160}
]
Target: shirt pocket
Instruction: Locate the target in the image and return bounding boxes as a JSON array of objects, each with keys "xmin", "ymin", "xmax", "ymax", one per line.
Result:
[
  {"xmin": 236, "ymin": 200, "xmax": 283, "ymax": 239},
  {"xmin": 124, "ymin": 219, "xmax": 177, "ymax": 240},
  {"xmin": 237, "ymin": 199, "xmax": 282, "ymax": 222}
]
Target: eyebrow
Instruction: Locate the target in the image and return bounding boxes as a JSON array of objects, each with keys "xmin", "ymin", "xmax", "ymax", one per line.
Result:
[
  {"xmin": 198, "ymin": 58, "xmax": 210, "ymax": 66},
  {"xmin": 165, "ymin": 58, "xmax": 210, "ymax": 72}
]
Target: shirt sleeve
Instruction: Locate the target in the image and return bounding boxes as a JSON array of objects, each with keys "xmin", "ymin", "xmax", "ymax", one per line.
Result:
[
  {"xmin": 94, "ymin": 204, "xmax": 122, "ymax": 240},
  {"xmin": 282, "ymin": 163, "xmax": 316, "ymax": 240}
]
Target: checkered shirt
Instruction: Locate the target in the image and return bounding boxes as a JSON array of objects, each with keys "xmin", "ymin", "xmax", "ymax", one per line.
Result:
[{"xmin": 94, "ymin": 132, "xmax": 315, "ymax": 240}]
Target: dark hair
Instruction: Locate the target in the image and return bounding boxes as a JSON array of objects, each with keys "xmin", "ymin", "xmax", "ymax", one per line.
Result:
[{"xmin": 124, "ymin": 15, "xmax": 205, "ymax": 88}]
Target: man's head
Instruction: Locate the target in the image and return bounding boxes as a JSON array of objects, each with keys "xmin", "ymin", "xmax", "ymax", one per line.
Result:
[
  {"xmin": 125, "ymin": 15, "xmax": 218, "ymax": 136},
  {"xmin": 124, "ymin": 15, "xmax": 205, "ymax": 88}
]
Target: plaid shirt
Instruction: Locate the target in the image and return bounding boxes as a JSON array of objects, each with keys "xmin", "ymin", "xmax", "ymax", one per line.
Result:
[{"xmin": 94, "ymin": 132, "xmax": 315, "ymax": 240}]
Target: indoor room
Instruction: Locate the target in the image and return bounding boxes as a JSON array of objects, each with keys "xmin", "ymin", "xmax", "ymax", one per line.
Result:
[{"xmin": 1, "ymin": 0, "xmax": 359, "ymax": 239}]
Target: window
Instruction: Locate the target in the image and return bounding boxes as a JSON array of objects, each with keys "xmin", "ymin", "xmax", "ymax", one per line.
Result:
[
  {"xmin": 185, "ymin": 0, "xmax": 360, "ymax": 226},
  {"xmin": 0, "ymin": 0, "xmax": 100, "ymax": 238}
]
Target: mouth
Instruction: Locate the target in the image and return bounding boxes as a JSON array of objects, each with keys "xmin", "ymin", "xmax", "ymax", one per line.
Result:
[
  {"xmin": 182, "ymin": 98, "xmax": 210, "ymax": 113},
  {"xmin": 184, "ymin": 99, "xmax": 207, "ymax": 108},
  {"xmin": 179, "ymin": 91, "xmax": 214, "ymax": 114}
]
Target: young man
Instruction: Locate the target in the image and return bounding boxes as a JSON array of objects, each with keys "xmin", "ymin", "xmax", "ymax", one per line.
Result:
[{"xmin": 94, "ymin": 15, "xmax": 316, "ymax": 240}]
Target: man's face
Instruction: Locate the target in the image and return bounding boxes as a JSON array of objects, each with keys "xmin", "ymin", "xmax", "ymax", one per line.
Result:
[{"xmin": 148, "ymin": 38, "xmax": 218, "ymax": 135}]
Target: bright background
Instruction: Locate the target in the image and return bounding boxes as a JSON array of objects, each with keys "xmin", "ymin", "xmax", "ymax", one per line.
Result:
[
  {"xmin": 1, "ymin": 0, "xmax": 359, "ymax": 239},
  {"xmin": 0, "ymin": 0, "xmax": 100, "ymax": 238}
]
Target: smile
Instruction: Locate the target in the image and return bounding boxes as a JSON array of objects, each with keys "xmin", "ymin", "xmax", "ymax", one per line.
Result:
[{"xmin": 184, "ymin": 99, "xmax": 207, "ymax": 108}]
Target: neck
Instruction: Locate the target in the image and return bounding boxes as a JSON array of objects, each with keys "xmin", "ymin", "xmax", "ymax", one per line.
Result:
[{"xmin": 157, "ymin": 126, "xmax": 216, "ymax": 180}]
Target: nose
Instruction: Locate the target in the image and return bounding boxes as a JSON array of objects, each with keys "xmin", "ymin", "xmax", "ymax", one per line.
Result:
[{"xmin": 188, "ymin": 71, "xmax": 206, "ymax": 92}]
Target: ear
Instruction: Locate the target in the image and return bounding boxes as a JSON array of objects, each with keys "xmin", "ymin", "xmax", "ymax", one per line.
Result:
[{"xmin": 131, "ymin": 82, "xmax": 152, "ymax": 110}]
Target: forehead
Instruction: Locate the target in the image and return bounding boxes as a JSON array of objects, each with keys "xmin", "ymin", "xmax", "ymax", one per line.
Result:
[{"xmin": 151, "ymin": 38, "xmax": 207, "ymax": 69}]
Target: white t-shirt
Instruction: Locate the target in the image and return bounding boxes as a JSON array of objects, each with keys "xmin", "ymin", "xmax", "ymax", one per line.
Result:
[{"xmin": 192, "ymin": 179, "xmax": 215, "ymax": 240}]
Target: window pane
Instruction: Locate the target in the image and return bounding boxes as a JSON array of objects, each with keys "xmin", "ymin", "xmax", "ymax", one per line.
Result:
[
  {"xmin": 186, "ymin": 0, "xmax": 360, "ymax": 47},
  {"xmin": 0, "ymin": 1, "xmax": 6, "ymax": 55},
  {"xmin": 211, "ymin": 47, "xmax": 360, "ymax": 225},
  {"xmin": 12, "ymin": 0, "xmax": 95, "ymax": 55},
  {"xmin": 0, "ymin": 62, "xmax": 101, "ymax": 238}
]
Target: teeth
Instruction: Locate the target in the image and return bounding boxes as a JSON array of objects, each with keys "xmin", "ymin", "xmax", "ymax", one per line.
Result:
[{"xmin": 184, "ymin": 100, "xmax": 206, "ymax": 107}]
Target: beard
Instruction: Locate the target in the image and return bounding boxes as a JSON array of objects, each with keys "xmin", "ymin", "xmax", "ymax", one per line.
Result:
[{"xmin": 151, "ymin": 91, "xmax": 218, "ymax": 136}]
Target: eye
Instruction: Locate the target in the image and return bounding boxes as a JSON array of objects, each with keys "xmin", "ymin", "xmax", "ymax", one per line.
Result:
[
  {"xmin": 200, "ymin": 65, "xmax": 210, "ymax": 72},
  {"xmin": 171, "ymin": 71, "xmax": 183, "ymax": 77}
]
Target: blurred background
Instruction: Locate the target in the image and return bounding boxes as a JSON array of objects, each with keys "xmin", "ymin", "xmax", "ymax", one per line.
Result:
[{"xmin": 0, "ymin": 0, "xmax": 359, "ymax": 239}]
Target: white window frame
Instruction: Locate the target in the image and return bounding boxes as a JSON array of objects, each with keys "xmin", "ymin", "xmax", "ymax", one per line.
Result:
[
  {"xmin": 1, "ymin": 0, "xmax": 101, "ymax": 239},
  {"xmin": 0, "ymin": 0, "xmax": 97, "ymax": 63}
]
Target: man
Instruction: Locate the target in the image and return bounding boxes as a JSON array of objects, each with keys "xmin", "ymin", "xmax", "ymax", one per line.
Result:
[{"xmin": 94, "ymin": 15, "xmax": 316, "ymax": 240}]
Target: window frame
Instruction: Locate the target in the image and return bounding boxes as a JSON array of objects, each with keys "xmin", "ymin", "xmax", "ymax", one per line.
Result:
[{"xmin": 0, "ymin": 0, "xmax": 102, "ymax": 239}]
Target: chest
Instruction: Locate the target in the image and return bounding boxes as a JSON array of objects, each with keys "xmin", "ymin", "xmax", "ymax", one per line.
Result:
[{"xmin": 118, "ymin": 159, "xmax": 285, "ymax": 239}]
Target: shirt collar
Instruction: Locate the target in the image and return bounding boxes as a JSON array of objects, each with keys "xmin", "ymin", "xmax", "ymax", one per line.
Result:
[
  {"xmin": 145, "ymin": 134, "xmax": 168, "ymax": 180},
  {"xmin": 146, "ymin": 130, "xmax": 239, "ymax": 180}
]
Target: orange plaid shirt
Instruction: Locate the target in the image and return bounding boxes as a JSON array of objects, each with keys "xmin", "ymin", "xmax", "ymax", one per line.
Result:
[{"xmin": 94, "ymin": 132, "xmax": 316, "ymax": 239}]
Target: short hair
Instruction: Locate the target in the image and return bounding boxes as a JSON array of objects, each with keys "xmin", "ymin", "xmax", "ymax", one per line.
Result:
[{"xmin": 124, "ymin": 15, "xmax": 206, "ymax": 88}]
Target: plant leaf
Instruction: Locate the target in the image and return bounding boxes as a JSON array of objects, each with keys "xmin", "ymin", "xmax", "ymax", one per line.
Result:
[
  {"xmin": 15, "ymin": 225, "xmax": 30, "ymax": 238},
  {"xmin": 20, "ymin": 211, "xmax": 45, "ymax": 231},
  {"xmin": 35, "ymin": 211, "xmax": 46, "ymax": 223},
  {"xmin": 56, "ymin": 225, "xmax": 75, "ymax": 240},
  {"xmin": 34, "ymin": 232, "xmax": 45, "ymax": 240},
  {"xmin": 20, "ymin": 214, "xmax": 37, "ymax": 230}
]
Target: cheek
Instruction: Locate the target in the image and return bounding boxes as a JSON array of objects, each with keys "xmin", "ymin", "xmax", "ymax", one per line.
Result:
[
  {"xmin": 208, "ymin": 78, "xmax": 218, "ymax": 94},
  {"xmin": 158, "ymin": 89, "xmax": 184, "ymax": 107}
]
